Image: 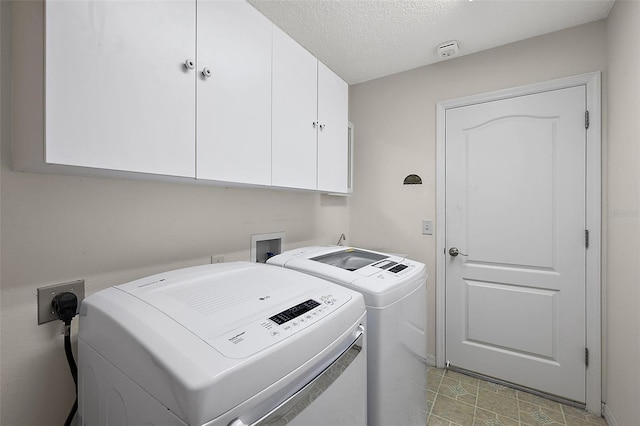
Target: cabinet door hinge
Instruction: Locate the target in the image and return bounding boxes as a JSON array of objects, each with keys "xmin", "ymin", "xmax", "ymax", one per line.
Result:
[
  {"xmin": 585, "ymin": 111, "xmax": 590, "ymax": 129},
  {"xmin": 585, "ymin": 229, "xmax": 590, "ymax": 249},
  {"xmin": 585, "ymin": 348, "xmax": 589, "ymax": 367}
]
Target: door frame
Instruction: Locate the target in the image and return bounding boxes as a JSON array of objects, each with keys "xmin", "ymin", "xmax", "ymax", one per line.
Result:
[{"xmin": 435, "ymin": 72, "xmax": 602, "ymax": 414}]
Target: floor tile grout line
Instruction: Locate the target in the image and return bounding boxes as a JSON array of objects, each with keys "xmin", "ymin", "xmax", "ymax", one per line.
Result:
[
  {"xmin": 472, "ymin": 374, "xmax": 480, "ymax": 426},
  {"xmin": 428, "ymin": 369, "xmax": 445, "ymax": 424},
  {"xmin": 426, "ymin": 368, "xmax": 441, "ymax": 422},
  {"xmin": 560, "ymin": 404, "xmax": 568, "ymax": 424}
]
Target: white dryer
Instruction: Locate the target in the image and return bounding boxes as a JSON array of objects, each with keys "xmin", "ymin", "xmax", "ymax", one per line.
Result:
[
  {"xmin": 78, "ymin": 262, "xmax": 367, "ymax": 426},
  {"xmin": 267, "ymin": 246, "xmax": 427, "ymax": 426}
]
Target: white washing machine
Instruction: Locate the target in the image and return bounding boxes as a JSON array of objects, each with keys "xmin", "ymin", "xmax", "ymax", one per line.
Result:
[
  {"xmin": 267, "ymin": 246, "xmax": 427, "ymax": 426},
  {"xmin": 78, "ymin": 262, "xmax": 367, "ymax": 426}
]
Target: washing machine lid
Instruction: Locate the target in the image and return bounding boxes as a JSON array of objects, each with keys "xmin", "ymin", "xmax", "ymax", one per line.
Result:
[
  {"xmin": 311, "ymin": 248, "xmax": 388, "ymax": 271},
  {"xmin": 79, "ymin": 262, "xmax": 364, "ymax": 426},
  {"xmin": 267, "ymin": 246, "xmax": 427, "ymax": 307}
]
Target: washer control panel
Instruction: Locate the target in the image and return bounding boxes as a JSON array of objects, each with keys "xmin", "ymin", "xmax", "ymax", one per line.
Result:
[{"xmin": 372, "ymin": 259, "xmax": 416, "ymax": 276}]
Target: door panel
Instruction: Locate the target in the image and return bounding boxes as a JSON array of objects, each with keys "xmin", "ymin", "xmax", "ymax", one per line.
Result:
[
  {"xmin": 196, "ymin": 0, "xmax": 272, "ymax": 185},
  {"xmin": 466, "ymin": 116, "xmax": 556, "ymax": 268},
  {"xmin": 466, "ymin": 280, "xmax": 558, "ymax": 359},
  {"xmin": 445, "ymin": 86, "xmax": 586, "ymax": 402},
  {"xmin": 46, "ymin": 0, "xmax": 196, "ymax": 177},
  {"xmin": 317, "ymin": 62, "xmax": 349, "ymax": 193},
  {"xmin": 271, "ymin": 25, "xmax": 318, "ymax": 190}
]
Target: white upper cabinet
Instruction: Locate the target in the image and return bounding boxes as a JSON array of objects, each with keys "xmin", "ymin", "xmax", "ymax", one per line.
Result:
[
  {"xmin": 271, "ymin": 27, "xmax": 350, "ymax": 193},
  {"xmin": 15, "ymin": 1, "xmax": 349, "ymax": 191},
  {"xmin": 271, "ymin": 26, "xmax": 318, "ymax": 190},
  {"xmin": 45, "ymin": 0, "xmax": 197, "ymax": 177},
  {"xmin": 317, "ymin": 63, "xmax": 349, "ymax": 194},
  {"xmin": 196, "ymin": 1, "xmax": 272, "ymax": 185}
]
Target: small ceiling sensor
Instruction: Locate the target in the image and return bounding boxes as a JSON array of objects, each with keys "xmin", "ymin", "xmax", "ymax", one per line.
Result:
[{"xmin": 437, "ymin": 40, "xmax": 460, "ymax": 59}]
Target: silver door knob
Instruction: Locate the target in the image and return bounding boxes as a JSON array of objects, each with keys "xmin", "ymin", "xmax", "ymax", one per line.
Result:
[
  {"xmin": 449, "ymin": 247, "xmax": 468, "ymax": 257},
  {"xmin": 202, "ymin": 67, "xmax": 212, "ymax": 78},
  {"xmin": 184, "ymin": 59, "xmax": 195, "ymax": 70}
]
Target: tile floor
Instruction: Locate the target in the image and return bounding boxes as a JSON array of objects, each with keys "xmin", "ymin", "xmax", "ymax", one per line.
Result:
[{"xmin": 427, "ymin": 367, "xmax": 608, "ymax": 426}]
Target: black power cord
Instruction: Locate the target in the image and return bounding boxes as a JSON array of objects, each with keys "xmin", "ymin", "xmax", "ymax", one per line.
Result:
[{"xmin": 52, "ymin": 292, "xmax": 79, "ymax": 426}]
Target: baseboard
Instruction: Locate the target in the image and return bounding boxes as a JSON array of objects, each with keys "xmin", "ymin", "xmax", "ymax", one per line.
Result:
[
  {"xmin": 602, "ymin": 403, "xmax": 619, "ymax": 426},
  {"xmin": 426, "ymin": 354, "xmax": 436, "ymax": 367}
]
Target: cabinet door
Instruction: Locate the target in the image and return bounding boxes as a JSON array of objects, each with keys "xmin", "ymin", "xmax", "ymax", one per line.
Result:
[
  {"xmin": 196, "ymin": 1, "xmax": 272, "ymax": 185},
  {"xmin": 317, "ymin": 62, "xmax": 349, "ymax": 193},
  {"xmin": 271, "ymin": 26, "xmax": 318, "ymax": 190},
  {"xmin": 45, "ymin": 0, "xmax": 196, "ymax": 177}
]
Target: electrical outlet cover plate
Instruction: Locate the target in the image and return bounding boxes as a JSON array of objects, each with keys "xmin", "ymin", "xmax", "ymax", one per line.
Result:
[{"xmin": 37, "ymin": 280, "xmax": 85, "ymax": 325}]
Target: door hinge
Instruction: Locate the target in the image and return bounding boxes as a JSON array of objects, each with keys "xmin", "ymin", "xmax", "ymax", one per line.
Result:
[
  {"xmin": 585, "ymin": 110, "xmax": 590, "ymax": 129},
  {"xmin": 585, "ymin": 229, "xmax": 590, "ymax": 249},
  {"xmin": 585, "ymin": 348, "xmax": 589, "ymax": 367}
]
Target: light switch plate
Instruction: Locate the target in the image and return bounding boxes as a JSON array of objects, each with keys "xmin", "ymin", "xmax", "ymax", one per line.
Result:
[{"xmin": 422, "ymin": 220, "xmax": 434, "ymax": 235}]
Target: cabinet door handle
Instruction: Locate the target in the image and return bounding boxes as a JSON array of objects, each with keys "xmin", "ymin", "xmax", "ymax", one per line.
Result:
[
  {"xmin": 312, "ymin": 121, "xmax": 318, "ymax": 128},
  {"xmin": 319, "ymin": 124, "xmax": 326, "ymax": 130},
  {"xmin": 184, "ymin": 59, "xmax": 195, "ymax": 70},
  {"xmin": 202, "ymin": 67, "xmax": 212, "ymax": 78}
]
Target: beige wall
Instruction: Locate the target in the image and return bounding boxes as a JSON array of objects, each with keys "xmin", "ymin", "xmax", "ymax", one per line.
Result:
[
  {"xmin": 0, "ymin": 2, "xmax": 349, "ymax": 424},
  {"xmin": 604, "ymin": 1, "xmax": 640, "ymax": 425},
  {"xmin": 3, "ymin": 1, "xmax": 639, "ymax": 424},
  {"xmin": 349, "ymin": 20, "xmax": 607, "ymax": 362}
]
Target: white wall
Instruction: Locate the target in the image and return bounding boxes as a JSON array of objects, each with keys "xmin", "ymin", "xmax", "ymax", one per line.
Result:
[
  {"xmin": 604, "ymin": 1, "xmax": 640, "ymax": 425},
  {"xmin": 0, "ymin": 3, "xmax": 350, "ymax": 424},
  {"xmin": 349, "ymin": 20, "xmax": 607, "ymax": 361}
]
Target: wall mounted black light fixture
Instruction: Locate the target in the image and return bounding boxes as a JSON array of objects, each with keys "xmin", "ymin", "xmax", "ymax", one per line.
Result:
[{"xmin": 403, "ymin": 174, "xmax": 423, "ymax": 185}]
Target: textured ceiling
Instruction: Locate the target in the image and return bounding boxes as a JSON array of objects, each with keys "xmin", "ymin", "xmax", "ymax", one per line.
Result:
[{"xmin": 248, "ymin": 0, "xmax": 615, "ymax": 85}]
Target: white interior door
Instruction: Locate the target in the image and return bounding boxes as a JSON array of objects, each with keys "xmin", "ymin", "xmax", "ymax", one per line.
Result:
[{"xmin": 445, "ymin": 86, "xmax": 587, "ymax": 402}]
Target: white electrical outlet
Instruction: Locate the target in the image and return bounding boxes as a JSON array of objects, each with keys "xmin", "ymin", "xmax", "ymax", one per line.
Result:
[{"xmin": 422, "ymin": 220, "xmax": 433, "ymax": 235}]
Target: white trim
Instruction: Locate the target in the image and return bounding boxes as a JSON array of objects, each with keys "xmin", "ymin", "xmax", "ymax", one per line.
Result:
[
  {"xmin": 426, "ymin": 354, "xmax": 437, "ymax": 367},
  {"xmin": 435, "ymin": 102, "xmax": 447, "ymax": 369},
  {"xmin": 602, "ymin": 404, "xmax": 619, "ymax": 426},
  {"xmin": 435, "ymin": 72, "xmax": 602, "ymax": 414},
  {"xmin": 584, "ymin": 73, "xmax": 602, "ymax": 416}
]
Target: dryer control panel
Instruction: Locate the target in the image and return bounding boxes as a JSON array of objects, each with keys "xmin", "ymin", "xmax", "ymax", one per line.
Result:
[{"xmin": 209, "ymin": 292, "xmax": 350, "ymax": 359}]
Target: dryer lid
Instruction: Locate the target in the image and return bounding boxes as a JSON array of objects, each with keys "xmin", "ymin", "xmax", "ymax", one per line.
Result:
[{"xmin": 114, "ymin": 262, "xmax": 353, "ymax": 358}]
